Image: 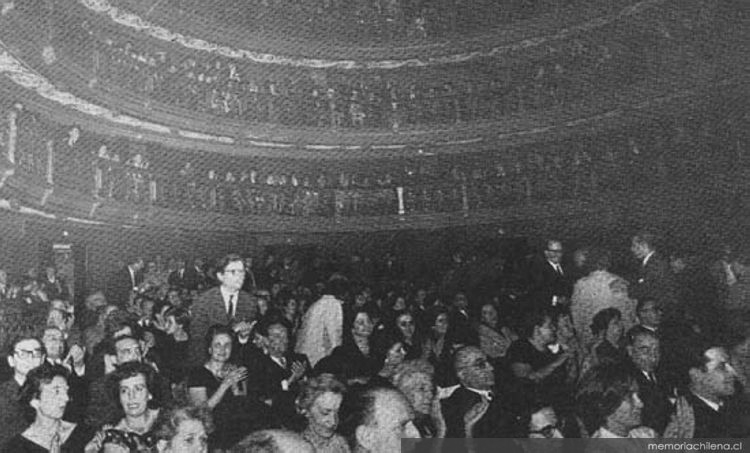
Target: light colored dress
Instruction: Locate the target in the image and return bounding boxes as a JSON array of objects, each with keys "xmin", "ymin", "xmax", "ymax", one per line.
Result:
[
  {"xmin": 295, "ymin": 294, "xmax": 343, "ymax": 367},
  {"xmin": 571, "ymin": 270, "xmax": 636, "ymax": 349}
]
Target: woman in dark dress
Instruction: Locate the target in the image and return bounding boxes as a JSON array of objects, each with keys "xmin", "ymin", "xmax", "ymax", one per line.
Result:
[
  {"xmin": 187, "ymin": 325, "xmax": 274, "ymax": 451},
  {"xmin": 315, "ymin": 308, "xmax": 381, "ymax": 384},
  {"xmin": 4, "ymin": 363, "xmax": 94, "ymax": 453}
]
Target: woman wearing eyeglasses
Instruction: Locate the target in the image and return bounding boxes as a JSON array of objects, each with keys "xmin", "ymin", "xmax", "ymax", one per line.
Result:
[{"xmin": 5, "ymin": 363, "xmax": 94, "ymax": 452}]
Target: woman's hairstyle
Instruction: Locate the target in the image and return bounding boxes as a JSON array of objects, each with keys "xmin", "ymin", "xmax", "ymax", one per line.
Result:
[
  {"xmin": 392, "ymin": 359, "xmax": 434, "ymax": 390},
  {"xmin": 518, "ymin": 308, "xmax": 554, "ymax": 339},
  {"xmin": 343, "ymin": 308, "xmax": 373, "ymax": 340},
  {"xmin": 205, "ymin": 324, "xmax": 235, "ymax": 350},
  {"xmin": 107, "ymin": 361, "xmax": 157, "ymax": 413},
  {"xmin": 153, "ymin": 404, "xmax": 214, "ymax": 442},
  {"xmin": 296, "ymin": 373, "xmax": 346, "ymax": 414},
  {"xmin": 425, "ymin": 306, "xmax": 450, "ymax": 331},
  {"xmin": 18, "ymin": 363, "xmax": 69, "ymax": 422},
  {"xmin": 576, "ymin": 364, "xmax": 637, "ymax": 434},
  {"xmin": 590, "ymin": 308, "xmax": 622, "ymax": 337},
  {"xmin": 164, "ymin": 306, "xmax": 191, "ymax": 330}
]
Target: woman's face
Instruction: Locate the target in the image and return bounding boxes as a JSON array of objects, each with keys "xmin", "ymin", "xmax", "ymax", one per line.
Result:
[
  {"xmin": 35, "ymin": 375, "xmax": 69, "ymax": 421},
  {"xmin": 209, "ymin": 333, "xmax": 233, "ymax": 363},
  {"xmin": 119, "ymin": 373, "xmax": 150, "ymax": 419},
  {"xmin": 607, "ymin": 316, "xmax": 624, "ymax": 342},
  {"xmin": 401, "ymin": 372, "xmax": 433, "ymax": 415},
  {"xmin": 480, "ymin": 304, "xmax": 498, "ymax": 328},
  {"xmin": 385, "ymin": 342, "xmax": 406, "ymax": 367},
  {"xmin": 352, "ymin": 312, "xmax": 373, "ymax": 338},
  {"xmin": 166, "ymin": 419, "xmax": 208, "ymax": 453},
  {"xmin": 397, "ymin": 314, "xmax": 416, "ymax": 340},
  {"xmin": 433, "ymin": 314, "xmax": 449, "ymax": 336},
  {"xmin": 307, "ymin": 392, "xmax": 342, "ymax": 439}
]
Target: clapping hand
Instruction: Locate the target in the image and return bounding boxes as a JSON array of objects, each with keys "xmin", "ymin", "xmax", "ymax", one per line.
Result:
[
  {"xmin": 289, "ymin": 360, "xmax": 306, "ymax": 383},
  {"xmin": 464, "ymin": 397, "xmax": 490, "ymax": 438},
  {"xmin": 663, "ymin": 396, "xmax": 694, "ymax": 438}
]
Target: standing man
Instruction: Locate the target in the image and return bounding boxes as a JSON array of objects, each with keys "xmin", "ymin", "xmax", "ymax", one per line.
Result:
[
  {"xmin": 629, "ymin": 231, "xmax": 678, "ymax": 320},
  {"xmin": 295, "ymin": 278, "xmax": 347, "ymax": 367},
  {"xmin": 188, "ymin": 253, "xmax": 258, "ymax": 367},
  {"xmin": 106, "ymin": 256, "xmax": 144, "ymax": 308},
  {"xmin": 528, "ymin": 239, "xmax": 572, "ymax": 309}
]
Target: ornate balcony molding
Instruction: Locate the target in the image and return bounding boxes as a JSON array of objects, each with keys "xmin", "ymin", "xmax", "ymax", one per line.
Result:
[{"xmin": 80, "ymin": 0, "xmax": 663, "ymax": 68}]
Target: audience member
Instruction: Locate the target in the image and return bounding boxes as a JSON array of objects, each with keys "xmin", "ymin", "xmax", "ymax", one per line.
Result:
[
  {"xmin": 152, "ymin": 404, "xmax": 213, "ymax": 453},
  {"xmin": 296, "ymin": 373, "xmax": 350, "ymax": 453},
  {"xmin": 296, "ymin": 278, "xmax": 347, "ymax": 367},
  {"xmin": 0, "ymin": 336, "xmax": 46, "ymax": 448}
]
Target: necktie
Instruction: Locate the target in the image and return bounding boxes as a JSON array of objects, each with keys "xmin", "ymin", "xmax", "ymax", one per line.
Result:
[
  {"xmin": 556, "ymin": 264, "xmax": 563, "ymax": 275},
  {"xmin": 227, "ymin": 295, "xmax": 235, "ymax": 317}
]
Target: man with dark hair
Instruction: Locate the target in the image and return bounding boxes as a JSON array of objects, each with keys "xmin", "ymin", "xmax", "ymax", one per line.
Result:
[
  {"xmin": 0, "ymin": 336, "xmax": 45, "ymax": 447},
  {"xmin": 685, "ymin": 342, "xmax": 739, "ymax": 437},
  {"xmin": 188, "ymin": 253, "xmax": 258, "ymax": 367},
  {"xmin": 528, "ymin": 239, "xmax": 572, "ymax": 309},
  {"xmin": 249, "ymin": 316, "xmax": 310, "ymax": 418},
  {"xmin": 106, "ymin": 256, "xmax": 144, "ymax": 308},
  {"xmin": 442, "ymin": 346, "xmax": 523, "ymax": 438},
  {"xmin": 626, "ymin": 330, "xmax": 672, "ymax": 434},
  {"xmin": 339, "ymin": 386, "xmax": 419, "ymax": 452},
  {"xmin": 630, "ymin": 231, "xmax": 678, "ymax": 320}
]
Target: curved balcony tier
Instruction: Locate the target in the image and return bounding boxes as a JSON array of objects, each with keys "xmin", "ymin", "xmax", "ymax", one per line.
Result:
[{"xmin": 0, "ymin": 87, "xmax": 745, "ymax": 234}]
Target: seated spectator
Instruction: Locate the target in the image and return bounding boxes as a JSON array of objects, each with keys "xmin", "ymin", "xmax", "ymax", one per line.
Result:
[
  {"xmin": 368, "ymin": 336, "xmax": 406, "ymax": 387},
  {"xmin": 685, "ymin": 341, "xmax": 740, "ymax": 437},
  {"xmin": 0, "ymin": 336, "xmax": 46, "ymax": 448},
  {"xmin": 315, "ymin": 308, "xmax": 381, "ymax": 385},
  {"xmin": 424, "ymin": 306, "xmax": 457, "ymax": 388},
  {"xmin": 82, "ymin": 304, "xmax": 118, "ymax": 356},
  {"xmin": 152, "ymin": 404, "xmax": 213, "ymax": 453},
  {"xmin": 187, "ymin": 325, "xmax": 276, "ymax": 450},
  {"xmin": 627, "ymin": 298, "xmax": 663, "ymax": 338},
  {"xmin": 85, "ymin": 362, "xmax": 163, "ymax": 452},
  {"xmin": 248, "ymin": 317, "xmax": 310, "ymax": 419},
  {"xmin": 388, "ymin": 311, "xmax": 427, "ymax": 361},
  {"xmin": 231, "ymin": 430, "xmax": 314, "ymax": 453},
  {"xmin": 447, "ymin": 292, "xmax": 477, "ymax": 347},
  {"xmin": 576, "ymin": 364, "xmax": 654, "ymax": 438},
  {"xmin": 507, "ymin": 309, "xmax": 571, "ymax": 415},
  {"xmin": 85, "ymin": 333, "xmax": 171, "ymax": 427},
  {"xmin": 625, "ymin": 329, "xmax": 673, "ymax": 435},
  {"xmin": 441, "ymin": 346, "xmax": 523, "ymax": 438},
  {"xmin": 296, "ymin": 373, "xmax": 350, "ymax": 453},
  {"xmin": 587, "ymin": 308, "xmax": 627, "ymax": 369},
  {"xmin": 41, "ymin": 326, "xmax": 86, "ymax": 423},
  {"xmin": 570, "ymin": 247, "xmax": 634, "ymax": 348},
  {"xmin": 339, "ymin": 386, "xmax": 420, "ymax": 452},
  {"xmin": 151, "ymin": 306, "xmax": 190, "ymax": 385},
  {"xmin": 6, "ymin": 363, "xmax": 94, "ymax": 452},
  {"xmin": 477, "ymin": 302, "xmax": 517, "ymax": 361},
  {"xmin": 526, "ymin": 404, "xmax": 564, "ymax": 439},
  {"xmin": 392, "ymin": 360, "xmax": 445, "ymax": 438}
]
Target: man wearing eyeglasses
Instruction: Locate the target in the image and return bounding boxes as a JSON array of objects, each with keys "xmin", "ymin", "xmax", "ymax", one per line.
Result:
[
  {"xmin": 188, "ymin": 253, "xmax": 259, "ymax": 367},
  {"xmin": 528, "ymin": 239, "xmax": 572, "ymax": 309},
  {"xmin": 0, "ymin": 336, "xmax": 45, "ymax": 447},
  {"xmin": 442, "ymin": 346, "xmax": 523, "ymax": 439}
]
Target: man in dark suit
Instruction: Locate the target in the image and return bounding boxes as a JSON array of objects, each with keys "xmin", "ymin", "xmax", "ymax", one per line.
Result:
[
  {"xmin": 0, "ymin": 336, "xmax": 45, "ymax": 448},
  {"xmin": 685, "ymin": 343, "xmax": 740, "ymax": 438},
  {"xmin": 448, "ymin": 292, "xmax": 478, "ymax": 347},
  {"xmin": 105, "ymin": 256, "xmax": 144, "ymax": 308},
  {"xmin": 629, "ymin": 231, "xmax": 678, "ymax": 320},
  {"xmin": 188, "ymin": 253, "xmax": 259, "ymax": 367},
  {"xmin": 442, "ymin": 346, "xmax": 523, "ymax": 438},
  {"xmin": 248, "ymin": 317, "xmax": 310, "ymax": 419},
  {"xmin": 528, "ymin": 239, "xmax": 572, "ymax": 309},
  {"xmin": 626, "ymin": 329, "xmax": 672, "ymax": 435},
  {"xmin": 183, "ymin": 257, "xmax": 208, "ymax": 291}
]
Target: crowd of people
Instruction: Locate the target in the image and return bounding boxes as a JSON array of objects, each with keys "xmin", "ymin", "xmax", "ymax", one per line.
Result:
[
  {"xmin": 0, "ymin": 228, "xmax": 749, "ymax": 452},
  {"xmin": 10, "ymin": 99, "xmax": 736, "ymax": 221}
]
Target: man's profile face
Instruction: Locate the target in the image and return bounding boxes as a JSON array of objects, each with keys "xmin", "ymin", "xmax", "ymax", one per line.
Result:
[
  {"xmin": 692, "ymin": 347, "xmax": 737, "ymax": 399},
  {"xmin": 458, "ymin": 349, "xmax": 494, "ymax": 390}
]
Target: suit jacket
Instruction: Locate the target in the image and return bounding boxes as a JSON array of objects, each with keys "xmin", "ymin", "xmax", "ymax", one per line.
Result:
[
  {"xmin": 105, "ymin": 266, "xmax": 142, "ymax": 308},
  {"xmin": 687, "ymin": 391, "xmax": 735, "ymax": 438},
  {"xmin": 441, "ymin": 386, "xmax": 523, "ymax": 439},
  {"xmin": 528, "ymin": 258, "xmax": 572, "ymax": 308},
  {"xmin": 249, "ymin": 352, "xmax": 310, "ymax": 419},
  {"xmin": 629, "ymin": 364, "xmax": 672, "ymax": 434},
  {"xmin": 0, "ymin": 379, "xmax": 25, "ymax": 449},
  {"xmin": 188, "ymin": 286, "xmax": 258, "ymax": 367},
  {"xmin": 630, "ymin": 253, "xmax": 678, "ymax": 316}
]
